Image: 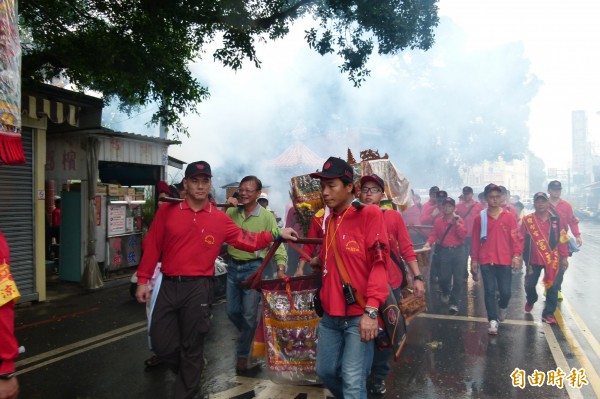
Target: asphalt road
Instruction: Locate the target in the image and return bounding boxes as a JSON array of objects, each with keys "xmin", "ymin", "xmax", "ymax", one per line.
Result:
[{"xmin": 11, "ymin": 221, "xmax": 600, "ymax": 398}]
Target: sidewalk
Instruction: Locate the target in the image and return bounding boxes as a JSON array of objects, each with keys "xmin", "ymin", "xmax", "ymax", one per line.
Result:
[{"xmin": 45, "ymin": 269, "xmax": 133, "ymax": 302}]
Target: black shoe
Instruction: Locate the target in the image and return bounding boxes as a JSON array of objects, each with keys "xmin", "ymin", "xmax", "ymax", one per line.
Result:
[{"xmin": 368, "ymin": 379, "xmax": 386, "ymax": 395}]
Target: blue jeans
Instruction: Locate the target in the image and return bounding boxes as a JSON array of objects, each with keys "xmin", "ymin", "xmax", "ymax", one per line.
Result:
[
  {"xmin": 317, "ymin": 313, "xmax": 374, "ymax": 399},
  {"xmin": 226, "ymin": 259, "xmax": 262, "ymax": 358},
  {"xmin": 480, "ymin": 264, "xmax": 512, "ymax": 321},
  {"xmin": 524, "ymin": 264, "xmax": 565, "ymax": 318}
]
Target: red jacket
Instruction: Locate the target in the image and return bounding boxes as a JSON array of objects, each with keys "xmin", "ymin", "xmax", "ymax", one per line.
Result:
[
  {"xmin": 456, "ymin": 200, "xmax": 483, "ymax": 237},
  {"xmin": 471, "ymin": 209, "xmax": 523, "ymax": 266},
  {"xmin": 137, "ymin": 200, "xmax": 276, "ymax": 284},
  {"xmin": 319, "ymin": 205, "xmax": 389, "ymax": 316},
  {"xmin": 427, "ymin": 216, "xmax": 467, "ymax": 247},
  {"xmin": 401, "ymin": 204, "xmax": 422, "ymax": 226},
  {"xmin": 383, "ymin": 210, "xmax": 417, "ymax": 289},
  {"xmin": 420, "ymin": 200, "xmax": 440, "ymax": 225},
  {"xmin": 299, "ymin": 210, "xmax": 326, "ymax": 261},
  {"xmin": 550, "ymin": 199, "xmax": 581, "ymax": 237},
  {"xmin": 0, "ymin": 232, "xmax": 18, "ymax": 374}
]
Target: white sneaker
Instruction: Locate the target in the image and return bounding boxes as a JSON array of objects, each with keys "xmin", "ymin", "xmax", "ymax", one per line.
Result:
[
  {"xmin": 498, "ymin": 308, "xmax": 508, "ymax": 322},
  {"xmin": 449, "ymin": 305, "xmax": 458, "ymax": 314},
  {"xmin": 488, "ymin": 320, "xmax": 499, "ymax": 335}
]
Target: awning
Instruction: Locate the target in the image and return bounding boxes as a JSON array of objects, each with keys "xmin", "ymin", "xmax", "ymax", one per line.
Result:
[{"xmin": 22, "ymin": 95, "xmax": 80, "ymax": 127}]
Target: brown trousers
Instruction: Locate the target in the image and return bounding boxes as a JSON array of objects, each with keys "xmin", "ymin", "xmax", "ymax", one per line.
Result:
[{"xmin": 150, "ymin": 277, "xmax": 213, "ymax": 399}]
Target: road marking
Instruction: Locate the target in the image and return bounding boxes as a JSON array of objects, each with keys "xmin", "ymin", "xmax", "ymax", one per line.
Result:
[
  {"xmin": 15, "ymin": 321, "xmax": 146, "ymax": 371},
  {"xmin": 418, "ymin": 313, "xmax": 537, "ymax": 326},
  {"xmin": 15, "ymin": 307, "xmax": 100, "ymax": 331},
  {"xmin": 555, "ymin": 309, "xmax": 600, "ymax": 397},
  {"xmin": 561, "ymin": 298, "xmax": 600, "ymax": 361},
  {"xmin": 543, "ymin": 323, "xmax": 584, "ymax": 399},
  {"xmin": 209, "ymin": 376, "xmax": 332, "ymax": 399}
]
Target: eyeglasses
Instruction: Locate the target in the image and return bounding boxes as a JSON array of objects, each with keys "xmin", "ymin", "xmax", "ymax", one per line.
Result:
[
  {"xmin": 238, "ymin": 189, "xmax": 258, "ymax": 194},
  {"xmin": 360, "ymin": 187, "xmax": 382, "ymax": 194}
]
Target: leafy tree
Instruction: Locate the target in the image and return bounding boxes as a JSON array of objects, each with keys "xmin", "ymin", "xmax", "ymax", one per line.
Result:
[{"xmin": 19, "ymin": 0, "xmax": 439, "ymax": 136}]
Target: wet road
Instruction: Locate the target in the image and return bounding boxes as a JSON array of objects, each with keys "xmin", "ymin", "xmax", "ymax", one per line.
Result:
[{"xmin": 12, "ymin": 221, "xmax": 600, "ymax": 398}]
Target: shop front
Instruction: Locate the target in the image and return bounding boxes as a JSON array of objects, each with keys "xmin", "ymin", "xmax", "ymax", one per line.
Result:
[{"xmin": 45, "ymin": 129, "xmax": 179, "ymax": 285}]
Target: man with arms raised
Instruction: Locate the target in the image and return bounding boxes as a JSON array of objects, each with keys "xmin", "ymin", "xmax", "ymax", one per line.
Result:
[
  {"xmin": 135, "ymin": 161, "xmax": 296, "ymax": 399},
  {"xmin": 309, "ymin": 157, "xmax": 389, "ymax": 399}
]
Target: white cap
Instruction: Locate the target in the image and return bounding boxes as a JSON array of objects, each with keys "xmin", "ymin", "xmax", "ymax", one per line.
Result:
[{"xmin": 258, "ymin": 193, "xmax": 269, "ymax": 201}]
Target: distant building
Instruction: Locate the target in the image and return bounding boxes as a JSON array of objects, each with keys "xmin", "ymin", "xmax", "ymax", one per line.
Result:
[
  {"xmin": 571, "ymin": 110, "xmax": 594, "ymax": 186},
  {"xmin": 460, "ymin": 156, "xmax": 529, "ymax": 198}
]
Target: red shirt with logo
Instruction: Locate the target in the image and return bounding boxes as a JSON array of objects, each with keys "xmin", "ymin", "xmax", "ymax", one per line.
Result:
[
  {"xmin": 383, "ymin": 210, "xmax": 417, "ymax": 289},
  {"xmin": 550, "ymin": 199, "xmax": 581, "ymax": 237},
  {"xmin": 137, "ymin": 200, "xmax": 275, "ymax": 284},
  {"xmin": 319, "ymin": 205, "xmax": 389, "ymax": 316},
  {"xmin": 471, "ymin": 209, "xmax": 523, "ymax": 266},
  {"xmin": 0, "ymin": 232, "xmax": 18, "ymax": 374},
  {"xmin": 456, "ymin": 200, "xmax": 483, "ymax": 237},
  {"xmin": 426, "ymin": 216, "xmax": 467, "ymax": 247}
]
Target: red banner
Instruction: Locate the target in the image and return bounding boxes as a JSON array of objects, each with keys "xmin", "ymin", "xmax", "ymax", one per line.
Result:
[{"xmin": 0, "ymin": 0, "xmax": 25, "ymax": 165}]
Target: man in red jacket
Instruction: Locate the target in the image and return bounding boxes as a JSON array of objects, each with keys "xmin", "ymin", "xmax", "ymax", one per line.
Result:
[
  {"xmin": 0, "ymin": 231, "xmax": 20, "ymax": 399},
  {"xmin": 358, "ymin": 174, "xmax": 425, "ymax": 396},
  {"xmin": 471, "ymin": 183, "xmax": 524, "ymax": 335},
  {"xmin": 423, "ymin": 198, "xmax": 467, "ymax": 314},
  {"xmin": 547, "ymin": 180, "xmax": 582, "ymax": 247},
  {"xmin": 521, "ymin": 192, "xmax": 569, "ymax": 324},
  {"xmin": 309, "ymin": 157, "xmax": 389, "ymax": 399},
  {"xmin": 456, "ymin": 186, "xmax": 483, "ymax": 280},
  {"xmin": 135, "ymin": 161, "xmax": 297, "ymax": 399}
]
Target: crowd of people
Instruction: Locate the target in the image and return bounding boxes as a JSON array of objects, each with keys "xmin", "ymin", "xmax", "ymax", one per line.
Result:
[
  {"xmin": 0, "ymin": 156, "xmax": 583, "ymax": 399},
  {"xmin": 403, "ymin": 180, "xmax": 581, "ymax": 337}
]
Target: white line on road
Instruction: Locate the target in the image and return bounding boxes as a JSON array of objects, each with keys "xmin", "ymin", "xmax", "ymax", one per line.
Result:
[
  {"xmin": 555, "ymin": 309, "xmax": 600, "ymax": 397},
  {"xmin": 209, "ymin": 376, "xmax": 331, "ymax": 399},
  {"xmin": 418, "ymin": 312, "xmax": 537, "ymax": 326},
  {"xmin": 561, "ymin": 298, "xmax": 600, "ymax": 361},
  {"xmin": 15, "ymin": 321, "xmax": 147, "ymax": 372},
  {"xmin": 544, "ymin": 323, "xmax": 584, "ymax": 399}
]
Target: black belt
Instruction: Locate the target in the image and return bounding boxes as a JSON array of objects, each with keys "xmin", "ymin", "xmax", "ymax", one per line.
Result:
[
  {"xmin": 231, "ymin": 257, "xmax": 263, "ymax": 265},
  {"xmin": 439, "ymin": 245, "xmax": 464, "ymax": 250},
  {"xmin": 162, "ymin": 275, "xmax": 207, "ymax": 282}
]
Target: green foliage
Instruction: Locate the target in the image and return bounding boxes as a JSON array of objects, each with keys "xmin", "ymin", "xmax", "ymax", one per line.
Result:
[
  {"xmin": 19, "ymin": 0, "xmax": 439, "ymax": 137},
  {"xmin": 141, "ymin": 196, "xmax": 156, "ymax": 234}
]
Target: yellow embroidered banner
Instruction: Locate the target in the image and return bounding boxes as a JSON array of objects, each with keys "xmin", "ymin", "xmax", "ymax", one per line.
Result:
[
  {"xmin": 524, "ymin": 215, "xmax": 559, "ymax": 288},
  {"xmin": 0, "ymin": 262, "xmax": 20, "ymax": 306}
]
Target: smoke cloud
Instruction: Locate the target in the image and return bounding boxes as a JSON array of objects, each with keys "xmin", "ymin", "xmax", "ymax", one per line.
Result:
[{"xmin": 105, "ymin": 16, "xmax": 539, "ymax": 218}]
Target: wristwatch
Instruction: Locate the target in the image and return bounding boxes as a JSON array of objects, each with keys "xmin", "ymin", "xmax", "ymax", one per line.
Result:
[
  {"xmin": 364, "ymin": 308, "xmax": 378, "ymax": 320},
  {"xmin": 0, "ymin": 372, "xmax": 15, "ymax": 380},
  {"xmin": 413, "ymin": 275, "xmax": 424, "ymax": 282}
]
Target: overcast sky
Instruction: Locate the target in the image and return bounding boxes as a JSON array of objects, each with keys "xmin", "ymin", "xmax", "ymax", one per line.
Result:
[
  {"xmin": 438, "ymin": 0, "xmax": 600, "ymax": 168},
  {"xmin": 107, "ymin": 0, "xmax": 600, "ymax": 176}
]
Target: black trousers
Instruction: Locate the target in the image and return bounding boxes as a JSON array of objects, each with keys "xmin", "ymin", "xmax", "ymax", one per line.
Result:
[
  {"xmin": 150, "ymin": 278, "xmax": 213, "ymax": 399},
  {"xmin": 438, "ymin": 245, "xmax": 465, "ymax": 306}
]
